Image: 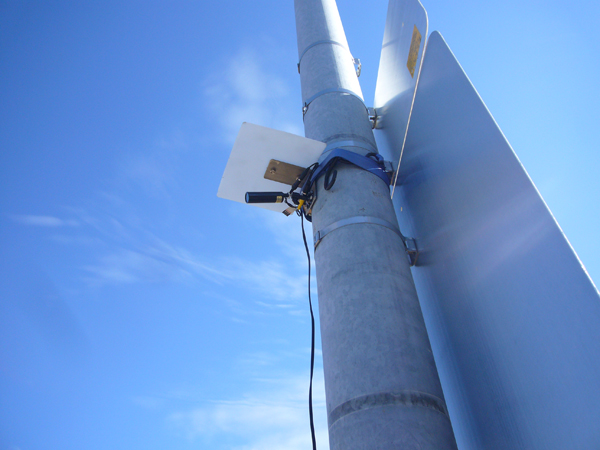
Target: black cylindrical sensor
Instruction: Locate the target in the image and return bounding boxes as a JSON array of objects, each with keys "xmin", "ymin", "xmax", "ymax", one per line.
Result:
[{"xmin": 245, "ymin": 192, "xmax": 288, "ymax": 204}]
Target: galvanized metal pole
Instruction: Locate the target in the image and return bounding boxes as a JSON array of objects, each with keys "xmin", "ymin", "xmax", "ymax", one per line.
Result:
[{"xmin": 294, "ymin": 1, "xmax": 458, "ymax": 448}]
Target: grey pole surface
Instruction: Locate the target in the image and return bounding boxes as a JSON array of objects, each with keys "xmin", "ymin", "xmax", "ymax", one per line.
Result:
[{"xmin": 294, "ymin": 1, "xmax": 458, "ymax": 448}]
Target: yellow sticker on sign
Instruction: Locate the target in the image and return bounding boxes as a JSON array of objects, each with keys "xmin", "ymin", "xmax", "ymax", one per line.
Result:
[{"xmin": 406, "ymin": 25, "xmax": 422, "ymax": 78}]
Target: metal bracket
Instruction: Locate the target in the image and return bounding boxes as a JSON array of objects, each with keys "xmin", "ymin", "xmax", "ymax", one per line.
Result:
[
  {"xmin": 368, "ymin": 107, "xmax": 380, "ymax": 129},
  {"xmin": 383, "ymin": 160, "xmax": 395, "ymax": 182},
  {"xmin": 403, "ymin": 236, "xmax": 419, "ymax": 266},
  {"xmin": 353, "ymin": 57, "xmax": 361, "ymax": 77}
]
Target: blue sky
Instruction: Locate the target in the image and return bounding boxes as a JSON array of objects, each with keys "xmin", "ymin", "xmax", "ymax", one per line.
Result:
[{"xmin": 1, "ymin": 1, "xmax": 599, "ymax": 449}]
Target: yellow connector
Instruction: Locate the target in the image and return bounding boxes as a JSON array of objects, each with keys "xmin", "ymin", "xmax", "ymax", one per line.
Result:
[{"xmin": 297, "ymin": 199, "xmax": 305, "ymax": 210}]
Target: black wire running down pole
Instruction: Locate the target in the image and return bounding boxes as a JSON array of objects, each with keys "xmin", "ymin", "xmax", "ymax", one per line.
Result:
[{"xmin": 301, "ymin": 213, "xmax": 318, "ymax": 450}]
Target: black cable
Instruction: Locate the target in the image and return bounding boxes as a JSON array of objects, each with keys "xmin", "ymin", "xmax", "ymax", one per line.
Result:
[
  {"xmin": 323, "ymin": 158, "xmax": 339, "ymax": 190},
  {"xmin": 300, "ymin": 213, "xmax": 317, "ymax": 450}
]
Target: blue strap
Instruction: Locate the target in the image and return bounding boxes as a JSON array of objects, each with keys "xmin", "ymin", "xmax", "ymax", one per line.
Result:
[{"xmin": 310, "ymin": 148, "xmax": 391, "ymax": 187}]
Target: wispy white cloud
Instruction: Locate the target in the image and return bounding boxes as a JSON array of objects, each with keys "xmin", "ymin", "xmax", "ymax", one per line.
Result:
[
  {"xmin": 222, "ymin": 257, "xmax": 306, "ymax": 304},
  {"xmin": 10, "ymin": 214, "xmax": 79, "ymax": 227},
  {"xmin": 83, "ymin": 248, "xmax": 193, "ymax": 285},
  {"xmin": 132, "ymin": 345, "xmax": 328, "ymax": 450},
  {"xmin": 204, "ymin": 46, "xmax": 303, "ymax": 146},
  {"xmin": 168, "ymin": 373, "xmax": 329, "ymax": 450},
  {"xmin": 72, "ymin": 208, "xmax": 310, "ymax": 311},
  {"xmin": 34, "ymin": 41, "xmax": 312, "ymax": 315}
]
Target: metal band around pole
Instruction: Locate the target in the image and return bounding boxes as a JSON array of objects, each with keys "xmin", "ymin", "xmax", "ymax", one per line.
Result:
[
  {"xmin": 303, "ymin": 87, "xmax": 364, "ymax": 117},
  {"xmin": 328, "ymin": 390, "xmax": 450, "ymax": 428},
  {"xmin": 314, "ymin": 215, "xmax": 402, "ymax": 249},
  {"xmin": 297, "ymin": 39, "xmax": 350, "ymax": 73}
]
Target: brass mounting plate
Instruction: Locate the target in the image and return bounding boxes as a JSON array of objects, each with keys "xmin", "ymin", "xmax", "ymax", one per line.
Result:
[{"xmin": 263, "ymin": 159, "xmax": 306, "ymax": 186}]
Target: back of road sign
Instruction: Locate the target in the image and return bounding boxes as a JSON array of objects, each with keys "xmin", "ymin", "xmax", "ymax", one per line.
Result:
[
  {"xmin": 375, "ymin": 16, "xmax": 600, "ymax": 450},
  {"xmin": 373, "ymin": 0, "xmax": 427, "ymax": 197}
]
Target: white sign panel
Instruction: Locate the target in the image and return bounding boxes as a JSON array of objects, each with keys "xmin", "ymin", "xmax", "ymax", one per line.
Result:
[
  {"xmin": 376, "ymin": 31, "xmax": 600, "ymax": 449},
  {"xmin": 374, "ymin": 0, "xmax": 428, "ymax": 196}
]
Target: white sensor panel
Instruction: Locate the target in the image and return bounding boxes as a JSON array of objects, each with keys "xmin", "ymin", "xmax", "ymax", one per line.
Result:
[{"xmin": 217, "ymin": 123, "xmax": 325, "ymax": 213}]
